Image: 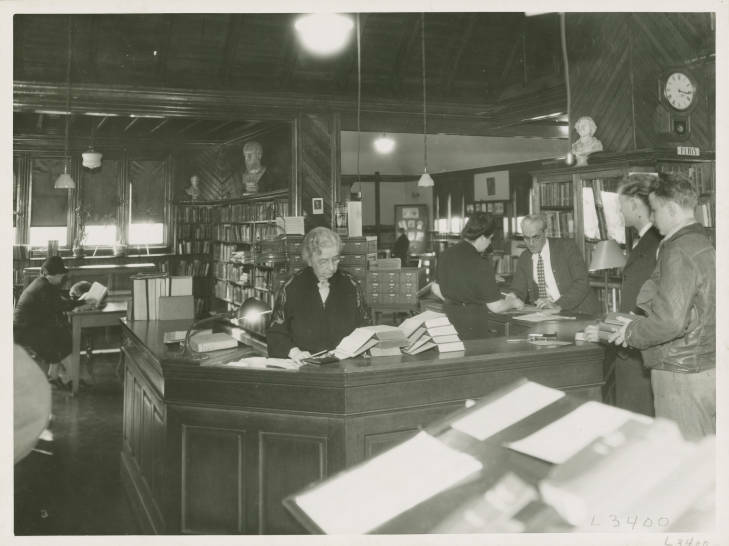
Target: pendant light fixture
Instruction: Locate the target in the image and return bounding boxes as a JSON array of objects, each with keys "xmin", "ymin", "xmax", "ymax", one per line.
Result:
[
  {"xmin": 560, "ymin": 13, "xmax": 575, "ymax": 166},
  {"xmin": 55, "ymin": 15, "xmax": 75, "ymax": 190},
  {"xmin": 417, "ymin": 13, "xmax": 434, "ymax": 188},
  {"xmin": 82, "ymin": 123, "xmax": 103, "ymax": 169}
]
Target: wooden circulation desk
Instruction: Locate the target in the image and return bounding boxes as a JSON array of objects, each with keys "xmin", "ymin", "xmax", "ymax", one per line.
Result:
[{"xmin": 120, "ymin": 317, "xmax": 604, "ymax": 535}]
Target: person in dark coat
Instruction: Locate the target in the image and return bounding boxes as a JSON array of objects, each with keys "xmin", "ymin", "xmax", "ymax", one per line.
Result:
[
  {"xmin": 13, "ymin": 256, "xmax": 94, "ymax": 383},
  {"xmin": 267, "ymin": 227, "xmax": 370, "ymax": 363},
  {"xmin": 436, "ymin": 212, "xmax": 522, "ymax": 339},
  {"xmin": 613, "ymin": 174, "xmax": 662, "ymax": 414},
  {"xmin": 391, "ymin": 228, "xmax": 410, "ymax": 266},
  {"xmin": 510, "ymin": 214, "xmax": 600, "ymax": 315}
]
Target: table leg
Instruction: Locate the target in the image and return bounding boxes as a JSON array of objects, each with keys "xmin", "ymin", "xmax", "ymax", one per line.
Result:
[{"xmin": 71, "ymin": 318, "xmax": 82, "ymax": 395}]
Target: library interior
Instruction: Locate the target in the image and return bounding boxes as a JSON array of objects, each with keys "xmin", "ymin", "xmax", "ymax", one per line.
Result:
[{"xmin": 11, "ymin": 10, "xmax": 719, "ymax": 538}]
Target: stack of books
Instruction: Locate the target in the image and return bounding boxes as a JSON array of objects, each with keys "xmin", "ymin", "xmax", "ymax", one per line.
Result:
[{"xmin": 398, "ymin": 311, "xmax": 464, "ymax": 355}]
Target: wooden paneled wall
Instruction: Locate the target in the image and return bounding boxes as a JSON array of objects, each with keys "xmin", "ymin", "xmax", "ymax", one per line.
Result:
[
  {"xmin": 567, "ymin": 13, "xmax": 714, "ymax": 152},
  {"xmin": 297, "ymin": 113, "xmax": 341, "ymax": 230}
]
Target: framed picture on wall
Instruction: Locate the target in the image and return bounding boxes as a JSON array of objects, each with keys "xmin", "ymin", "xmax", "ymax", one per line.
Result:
[
  {"xmin": 394, "ymin": 205, "xmax": 428, "ymax": 254},
  {"xmin": 474, "ymin": 170, "xmax": 510, "ymax": 201}
]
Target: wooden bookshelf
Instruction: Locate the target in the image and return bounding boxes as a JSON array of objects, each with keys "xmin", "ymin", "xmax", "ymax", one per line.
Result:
[{"xmin": 530, "ymin": 150, "xmax": 715, "ymax": 310}]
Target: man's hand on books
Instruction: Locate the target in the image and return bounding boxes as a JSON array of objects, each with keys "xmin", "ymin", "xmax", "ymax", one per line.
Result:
[
  {"xmin": 504, "ymin": 293, "xmax": 524, "ymax": 310},
  {"xmin": 583, "ymin": 324, "xmax": 599, "ymax": 343},
  {"xmin": 607, "ymin": 323, "xmax": 629, "ymax": 347},
  {"xmin": 288, "ymin": 347, "xmax": 312, "ymax": 364},
  {"xmin": 536, "ymin": 298, "xmax": 561, "ymax": 314}
]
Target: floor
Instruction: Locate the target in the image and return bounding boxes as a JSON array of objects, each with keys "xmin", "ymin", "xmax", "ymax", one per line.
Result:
[{"xmin": 14, "ymin": 354, "xmax": 139, "ymax": 535}]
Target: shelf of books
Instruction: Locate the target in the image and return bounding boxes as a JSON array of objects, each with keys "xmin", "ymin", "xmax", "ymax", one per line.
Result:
[
  {"xmin": 657, "ymin": 160, "xmax": 715, "ymax": 246},
  {"xmin": 531, "ymin": 175, "xmax": 575, "ymax": 239},
  {"xmin": 173, "ymin": 203, "xmax": 216, "ymax": 317}
]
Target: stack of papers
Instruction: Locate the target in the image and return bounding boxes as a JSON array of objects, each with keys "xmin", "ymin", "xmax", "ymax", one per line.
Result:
[
  {"xmin": 293, "ymin": 431, "xmax": 482, "ymax": 534},
  {"xmin": 223, "ymin": 357, "xmax": 303, "ymax": 370}
]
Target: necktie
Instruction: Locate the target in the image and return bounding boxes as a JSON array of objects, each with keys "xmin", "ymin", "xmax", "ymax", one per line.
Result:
[{"xmin": 537, "ymin": 254, "xmax": 547, "ymax": 299}]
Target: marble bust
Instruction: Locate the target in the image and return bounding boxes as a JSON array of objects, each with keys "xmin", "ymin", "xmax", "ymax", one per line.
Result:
[
  {"xmin": 185, "ymin": 174, "xmax": 201, "ymax": 200},
  {"xmin": 571, "ymin": 116, "xmax": 603, "ymax": 166}
]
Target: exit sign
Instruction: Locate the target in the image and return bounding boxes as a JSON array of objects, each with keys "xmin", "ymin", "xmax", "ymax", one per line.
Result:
[{"xmin": 677, "ymin": 146, "xmax": 700, "ymax": 157}]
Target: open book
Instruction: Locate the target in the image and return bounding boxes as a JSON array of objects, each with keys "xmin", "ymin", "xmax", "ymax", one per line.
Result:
[{"xmin": 78, "ymin": 281, "xmax": 108, "ymax": 303}]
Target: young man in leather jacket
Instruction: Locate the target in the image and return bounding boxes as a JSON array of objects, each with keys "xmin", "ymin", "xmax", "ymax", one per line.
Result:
[{"xmin": 608, "ymin": 173, "xmax": 715, "ymax": 440}]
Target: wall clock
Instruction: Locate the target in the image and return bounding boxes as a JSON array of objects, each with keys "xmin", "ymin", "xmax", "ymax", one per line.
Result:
[{"xmin": 662, "ymin": 71, "xmax": 698, "ymax": 112}]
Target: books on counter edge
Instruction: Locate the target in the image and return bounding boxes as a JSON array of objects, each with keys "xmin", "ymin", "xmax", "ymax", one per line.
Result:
[{"xmin": 436, "ymin": 340, "xmax": 465, "ymax": 353}]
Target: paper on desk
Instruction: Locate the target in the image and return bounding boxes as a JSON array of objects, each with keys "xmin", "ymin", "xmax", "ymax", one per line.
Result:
[
  {"xmin": 225, "ymin": 357, "xmax": 303, "ymax": 370},
  {"xmin": 451, "ymin": 381, "xmax": 565, "ymax": 441},
  {"xmin": 294, "ymin": 431, "xmax": 482, "ymax": 534},
  {"xmin": 513, "ymin": 312, "xmax": 576, "ymax": 322},
  {"xmin": 506, "ymin": 401, "xmax": 652, "ymax": 464}
]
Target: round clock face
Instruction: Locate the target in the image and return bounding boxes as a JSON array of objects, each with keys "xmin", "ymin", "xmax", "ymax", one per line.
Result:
[{"xmin": 663, "ymin": 72, "xmax": 696, "ymax": 111}]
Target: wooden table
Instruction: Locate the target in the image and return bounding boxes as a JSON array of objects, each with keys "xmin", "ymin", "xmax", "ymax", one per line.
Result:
[
  {"xmin": 67, "ymin": 301, "xmax": 128, "ymax": 394},
  {"xmin": 119, "ymin": 317, "xmax": 605, "ymax": 534}
]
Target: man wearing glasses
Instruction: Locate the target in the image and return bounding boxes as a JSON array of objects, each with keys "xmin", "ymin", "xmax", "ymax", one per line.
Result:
[{"xmin": 508, "ymin": 214, "xmax": 600, "ymax": 315}]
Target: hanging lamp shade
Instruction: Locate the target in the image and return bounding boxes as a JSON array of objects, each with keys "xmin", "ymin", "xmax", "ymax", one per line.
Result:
[
  {"xmin": 82, "ymin": 148, "xmax": 103, "ymax": 169},
  {"xmin": 418, "ymin": 171, "xmax": 434, "ymax": 187},
  {"xmin": 54, "ymin": 163, "xmax": 76, "ymax": 189},
  {"xmin": 417, "ymin": 13, "xmax": 433, "ymax": 189}
]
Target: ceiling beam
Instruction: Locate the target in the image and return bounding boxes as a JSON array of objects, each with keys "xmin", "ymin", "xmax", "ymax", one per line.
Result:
[
  {"xmin": 149, "ymin": 117, "xmax": 170, "ymax": 133},
  {"xmin": 14, "ymin": 80, "xmax": 566, "ymax": 137},
  {"xmin": 95, "ymin": 116, "xmax": 109, "ymax": 131},
  {"xmin": 201, "ymin": 119, "xmax": 235, "ymax": 136},
  {"xmin": 219, "ymin": 14, "xmax": 244, "ymax": 87},
  {"xmin": 176, "ymin": 119, "xmax": 203, "ymax": 134},
  {"xmin": 390, "ymin": 14, "xmax": 422, "ymax": 96},
  {"xmin": 85, "ymin": 15, "xmax": 100, "ymax": 81},
  {"xmin": 124, "ymin": 117, "xmax": 141, "ymax": 132},
  {"xmin": 440, "ymin": 15, "xmax": 477, "ymax": 98},
  {"xmin": 497, "ymin": 20, "xmax": 526, "ymax": 94}
]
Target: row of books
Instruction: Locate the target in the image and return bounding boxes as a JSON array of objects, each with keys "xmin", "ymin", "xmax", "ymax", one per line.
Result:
[
  {"xmin": 659, "ymin": 162, "xmax": 715, "ymax": 195},
  {"xmin": 492, "ymin": 253, "xmax": 515, "ymax": 275},
  {"xmin": 177, "ymin": 205, "xmax": 215, "ymax": 224},
  {"xmin": 215, "ymin": 279, "xmax": 257, "ymax": 306},
  {"xmin": 131, "ymin": 274, "xmax": 194, "ymax": 321},
  {"xmin": 466, "ymin": 201, "xmax": 505, "ymax": 215},
  {"xmin": 177, "ymin": 223, "xmax": 214, "ymax": 240},
  {"xmin": 216, "ymin": 199, "xmax": 289, "ymax": 223},
  {"xmin": 539, "ymin": 180, "xmax": 573, "ymax": 208},
  {"xmin": 398, "ymin": 310, "xmax": 464, "ymax": 355},
  {"xmin": 215, "ymin": 222, "xmax": 281, "ymax": 243},
  {"xmin": 175, "ymin": 258, "xmax": 211, "ymax": 278},
  {"xmin": 694, "ymin": 201, "xmax": 714, "ymax": 227},
  {"xmin": 176, "ymin": 240, "xmax": 213, "ymax": 255},
  {"xmin": 543, "ymin": 210, "xmax": 575, "ymax": 238},
  {"xmin": 214, "ymin": 261, "xmax": 253, "ymax": 283}
]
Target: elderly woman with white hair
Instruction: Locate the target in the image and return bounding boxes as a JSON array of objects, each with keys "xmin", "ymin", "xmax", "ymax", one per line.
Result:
[{"xmin": 267, "ymin": 227, "xmax": 370, "ymax": 363}]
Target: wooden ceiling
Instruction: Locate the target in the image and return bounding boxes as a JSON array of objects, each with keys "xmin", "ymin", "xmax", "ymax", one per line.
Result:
[{"xmin": 14, "ymin": 12, "xmax": 571, "ymax": 142}]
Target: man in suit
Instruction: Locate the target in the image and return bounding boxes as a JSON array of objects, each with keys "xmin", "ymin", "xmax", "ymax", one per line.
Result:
[
  {"xmin": 509, "ymin": 214, "xmax": 600, "ymax": 315},
  {"xmin": 610, "ymin": 174, "xmax": 662, "ymax": 415},
  {"xmin": 607, "ymin": 173, "xmax": 714, "ymax": 441}
]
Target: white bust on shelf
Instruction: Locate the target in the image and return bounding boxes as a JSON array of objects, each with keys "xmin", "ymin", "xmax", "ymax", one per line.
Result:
[
  {"xmin": 241, "ymin": 141, "xmax": 268, "ymax": 194},
  {"xmin": 185, "ymin": 175, "xmax": 201, "ymax": 200},
  {"xmin": 571, "ymin": 116, "xmax": 603, "ymax": 166}
]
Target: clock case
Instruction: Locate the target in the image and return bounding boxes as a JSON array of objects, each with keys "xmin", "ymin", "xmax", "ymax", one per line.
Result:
[{"xmin": 654, "ymin": 67, "xmax": 699, "ymax": 143}]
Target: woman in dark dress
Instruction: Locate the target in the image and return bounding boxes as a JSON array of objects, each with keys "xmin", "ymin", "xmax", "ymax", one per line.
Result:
[
  {"xmin": 435, "ymin": 212, "xmax": 522, "ymax": 339},
  {"xmin": 267, "ymin": 227, "xmax": 370, "ymax": 363}
]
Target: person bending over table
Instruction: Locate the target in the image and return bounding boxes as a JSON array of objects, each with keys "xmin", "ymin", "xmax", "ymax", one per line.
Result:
[
  {"xmin": 267, "ymin": 227, "xmax": 371, "ymax": 364},
  {"xmin": 13, "ymin": 256, "xmax": 99, "ymax": 386},
  {"xmin": 436, "ymin": 212, "xmax": 523, "ymax": 340},
  {"xmin": 508, "ymin": 214, "xmax": 600, "ymax": 315}
]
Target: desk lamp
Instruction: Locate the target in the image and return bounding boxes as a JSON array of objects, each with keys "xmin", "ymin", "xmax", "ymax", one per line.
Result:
[
  {"xmin": 183, "ymin": 297, "xmax": 272, "ymax": 360},
  {"xmin": 588, "ymin": 239, "xmax": 627, "ymax": 314}
]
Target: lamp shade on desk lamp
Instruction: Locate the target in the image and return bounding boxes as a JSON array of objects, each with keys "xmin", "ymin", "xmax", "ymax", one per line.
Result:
[
  {"xmin": 588, "ymin": 239, "xmax": 627, "ymax": 272},
  {"xmin": 183, "ymin": 297, "xmax": 272, "ymax": 360}
]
